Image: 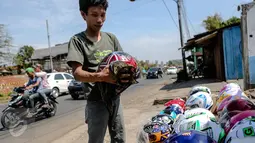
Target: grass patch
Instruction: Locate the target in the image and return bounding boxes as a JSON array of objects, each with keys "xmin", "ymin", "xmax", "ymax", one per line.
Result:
[
  {"xmin": 0, "ymin": 92, "xmax": 11, "ymax": 103},
  {"xmin": 0, "ymin": 96, "xmax": 10, "ymax": 103}
]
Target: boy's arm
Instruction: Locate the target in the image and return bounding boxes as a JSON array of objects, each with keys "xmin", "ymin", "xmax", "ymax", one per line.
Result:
[{"xmin": 35, "ymin": 71, "xmax": 47, "ymax": 77}]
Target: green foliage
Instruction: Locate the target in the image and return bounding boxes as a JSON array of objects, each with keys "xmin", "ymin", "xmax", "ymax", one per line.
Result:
[
  {"xmin": 202, "ymin": 13, "xmax": 223, "ymax": 31},
  {"xmin": 137, "ymin": 60, "xmax": 158, "ymax": 71},
  {"xmin": 202, "ymin": 13, "xmax": 241, "ymax": 31},
  {"xmin": 221, "ymin": 16, "xmax": 241, "ymax": 27},
  {"xmin": 13, "ymin": 45, "xmax": 35, "ymax": 67}
]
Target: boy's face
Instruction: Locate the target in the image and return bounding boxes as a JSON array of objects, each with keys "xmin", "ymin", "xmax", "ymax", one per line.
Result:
[
  {"xmin": 81, "ymin": 5, "xmax": 106, "ymax": 32},
  {"xmin": 35, "ymin": 66, "xmax": 40, "ymax": 72}
]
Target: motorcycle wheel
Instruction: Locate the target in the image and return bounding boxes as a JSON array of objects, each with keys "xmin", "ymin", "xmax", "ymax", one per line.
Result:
[
  {"xmin": 45, "ymin": 101, "xmax": 57, "ymax": 118},
  {"xmin": 1, "ymin": 109, "xmax": 21, "ymax": 129}
]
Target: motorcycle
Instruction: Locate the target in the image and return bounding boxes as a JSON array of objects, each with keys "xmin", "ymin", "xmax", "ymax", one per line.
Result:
[{"xmin": 1, "ymin": 87, "xmax": 58, "ymax": 129}]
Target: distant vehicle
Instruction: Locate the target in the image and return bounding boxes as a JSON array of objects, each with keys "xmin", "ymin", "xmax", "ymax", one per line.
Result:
[
  {"xmin": 46, "ymin": 72, "xmax": 74, "ymax": 98},
  {"xmin": 146, "ymin": 67, "xmax": 163, "ymax": 79},
  {"xmin": 68, "ymin": 79, "xmax": 88, "ymax": 100},
  {"xmin": 166, "ymin": 67, "xmax": 178, "ymax": 75}
]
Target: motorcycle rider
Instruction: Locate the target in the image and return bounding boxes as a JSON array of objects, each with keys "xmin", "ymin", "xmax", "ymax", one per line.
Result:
[
  {"xmin": 33, "ymin": 64, "xmax": 51, "ymax": 108},
  {"xmin": 23, "ymin": 67, "xmax": 43, "ymax": 113}
]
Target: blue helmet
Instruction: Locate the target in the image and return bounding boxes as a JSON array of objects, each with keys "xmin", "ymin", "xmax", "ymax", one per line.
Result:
[
  {"xmin": 163, "ymin": 130, "xmax": 217, "ymax": 143},
  {"xmin": 159, "ymin": 104, "xmax": 184, "ymax": 119}
]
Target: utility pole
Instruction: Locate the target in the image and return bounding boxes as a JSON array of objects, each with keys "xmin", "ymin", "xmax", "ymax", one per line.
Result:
[
  {"xmin": 46, "ymin": 20, "xmax": 54, "ymax": 72},
  {"xmin": 176, "ymin": 0, "xmax": 188, "ymax": 80},
  {"xmin": 129, "ymin": 0, "xmax": 188, "ymax": 79},
  {"xmin": 239, "ymin": 3, "xmax": 252, "ymax": 90}
]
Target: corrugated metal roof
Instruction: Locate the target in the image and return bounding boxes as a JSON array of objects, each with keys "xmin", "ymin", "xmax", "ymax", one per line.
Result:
[{"xmin": 31, "ymin": 42, "xmax": 68, "ymax": 60}]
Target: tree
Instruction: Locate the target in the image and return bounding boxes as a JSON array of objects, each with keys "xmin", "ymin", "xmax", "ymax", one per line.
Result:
[
  {"xmin": 13, "ymin": 45, "xmax": 34, "ymax": 67},
  {"xmin": 0, "ymin": 24, "xmax": 13, "ymax": 56},
  {"xmin": 221, "ymin": 16, "xmax": 241, "ymax": 27},
  {"xmin": 202, "ymin": 13, "xmax": 223, "ymax": 31},
  {"xmin": 202, "ymin": 13, "xmax": 241, "ymax": 31},
  {"xmin": 167, "ymin": 60, "xmax": 173, "ymax": 66}
]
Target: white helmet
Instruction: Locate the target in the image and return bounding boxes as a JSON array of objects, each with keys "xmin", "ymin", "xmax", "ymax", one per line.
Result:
[
  {"xmin": 184, "ymin": 108, "xmax": 216, "ymax": 120},
  {"xmin": 173, "ymin": 109, "xmax": 225, "ymax": 142},
  {"xmin": 189, "ymin": 85, "xmax": 211, "ymax": 97},
  {"xmin": 225, "ymin": 118, "xmax": 255, "ymax": 143},
  {"xmin": 186, "ymin": 91, "xmax": 213, "ymax": 110}
]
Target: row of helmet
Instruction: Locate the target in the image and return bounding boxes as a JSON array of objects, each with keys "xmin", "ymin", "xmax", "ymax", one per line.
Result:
[{"xmin": 139, "ymin": 83, "xmax": 255, "ymax": 143}]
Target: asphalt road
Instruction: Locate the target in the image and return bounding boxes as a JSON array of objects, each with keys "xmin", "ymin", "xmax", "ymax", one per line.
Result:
[{"xmin": 0, "ymin": 74, "xmax": 175, "ymax": 143}]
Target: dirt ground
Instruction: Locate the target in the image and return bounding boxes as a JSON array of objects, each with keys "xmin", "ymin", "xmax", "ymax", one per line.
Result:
[{"xmin": 0, "ymin": 75, "xmax": 28, "ymax": 95}]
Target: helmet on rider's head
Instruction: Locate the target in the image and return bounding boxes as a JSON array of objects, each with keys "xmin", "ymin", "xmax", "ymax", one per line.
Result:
[
  {"xmin": 188, "ymin": 85, "xmax": 211, "ymax": 97},
  {"xmin": 218, "ymin": 98, "xmax": 255, "ymax": 128},
  {"xmin": 164, "ymin": 98, "xmax": 185, "ymax": 109},
  {"xmin": 97, "ymin": 51, "xmax": 140, "ymax": 95},
  {"xmin": 185, "ymin": 91, "xmax": 213, "ymax": 110},
  {"xmin": 160, "ymin": 104, "xmax": 184, "ymax": 119},
  {"xmin": 224, "ymin": 110, "xmax": 255, "ymax": 134},
  {"xmin": 163, "ymin": 130, "xmax": 217, "ymax": 143},
  {"xmin": 224, "ymin": 117, "xmax": 255, "ymax": 143},
  {"xmin": 143, "ymin": 121, "xmax": 171, "ymax": 143}
]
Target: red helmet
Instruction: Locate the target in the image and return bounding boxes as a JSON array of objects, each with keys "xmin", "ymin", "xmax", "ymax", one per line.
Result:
[
  {"xmin": 97, "ymin": 51, "xmax": 140, "ymax": 95},
  {"xmin": 164, "ymin": 98, "xmax": 186, "ymax": 110},
  {"xmin": 98, "ymin": 51, "xmax": 138, "ymax": 71}
]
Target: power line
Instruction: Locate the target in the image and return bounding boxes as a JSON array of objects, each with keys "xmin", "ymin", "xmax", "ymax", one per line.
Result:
[
  {"xmin": 181, "ymin": 0, "xmax": 196, "ymax": 35},
  {"xmin": 161, "ymin": 0, "xmax": 179, "ymax": 29},
  {"xmin": 180, "ymin": 0, "xmax": 191, "ymax": 40}
]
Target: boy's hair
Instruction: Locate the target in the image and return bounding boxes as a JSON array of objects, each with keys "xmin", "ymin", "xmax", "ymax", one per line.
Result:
[{"xmin": 79, "ymin": 0, "xmax": 108, "ymax": 14}]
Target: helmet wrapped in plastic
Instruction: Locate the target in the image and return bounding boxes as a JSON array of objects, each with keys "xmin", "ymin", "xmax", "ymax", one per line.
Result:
[
  {"xmin": 218, "ymin": 99, "xmax": 255, "ymax": 128},
  {"xmin": 217, "ymin": 94, "xmax": 249, "ymax": 113},
  {"xmin": 151, "ymin": 114, "xmax": 174, "ymax": 126},
  {"xmin": 163, "ymin": 130, "xmax": 217, "ymax": 143},
  {"xmin": 143, "ymin": 121, "xmax": 171, "ymax": 143},
  {"xmin": 164, "ymin": 98, "xmax": 185, "ymax": 109},
  {"xmin": 185, "ymin": 91, "xmax": 213, "ymax": 110},
  {"xmin": 224, "ymin": 110, "xmax": 255, "ymax": 134},
  {"xmin": 159, "ymin": 104, "xmax": 184, "ymax": 120},
  {"xmin": 224, "ymin": 117, "xmax": 255, "ymax": 143},
  {"xmin": 172, "ymin": 108, "xmax": 223, "ymax": 142},
  {"xmin": 216, "ymin": 83, "xmax": 245, "ymax": 109},
  {"xmin": 189, "ymin": 85, "xmax": 211, "ymax": 97}
]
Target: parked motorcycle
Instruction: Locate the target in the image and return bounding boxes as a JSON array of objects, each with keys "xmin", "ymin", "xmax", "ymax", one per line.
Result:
[{"xmin": 1, "ymin": 87, "xmax": 58, "ymax": 129}]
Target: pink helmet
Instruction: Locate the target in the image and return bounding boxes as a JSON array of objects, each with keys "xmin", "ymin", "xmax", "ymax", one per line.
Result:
[
  {"xmin": 224, "ymin": 110, "xmax": 255, "ymax": 134},
  {"xmin": 217, "ymin": 95, "xmax": 249, "ymax": 113},
  {"xmin": 218, "ymin": 99, "xmax": 255, "ymax": 128}
]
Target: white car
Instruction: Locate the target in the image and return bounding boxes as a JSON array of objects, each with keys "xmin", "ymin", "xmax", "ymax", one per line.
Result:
[
  {"xmin": 46, "ymin": 72, "xmax": 74, "ymax": 98},
  {"xmin": 166, "ymin": 67, "xmax": 178, "ymax": 75}
]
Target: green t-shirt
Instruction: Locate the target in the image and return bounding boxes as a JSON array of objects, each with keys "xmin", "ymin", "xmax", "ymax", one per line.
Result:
[{"xmin": 66, "ymin": 31, "xmax": 123, "ymax": 101}]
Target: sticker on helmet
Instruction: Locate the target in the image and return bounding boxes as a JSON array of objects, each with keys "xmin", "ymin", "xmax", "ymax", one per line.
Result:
[
  {"xmin": 243, "ymin": 126, "xmax": 255, "ymax": 137},
  {"xmin": 182, "ymin": 132, "xmax": 191, "ymax": 136}
]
